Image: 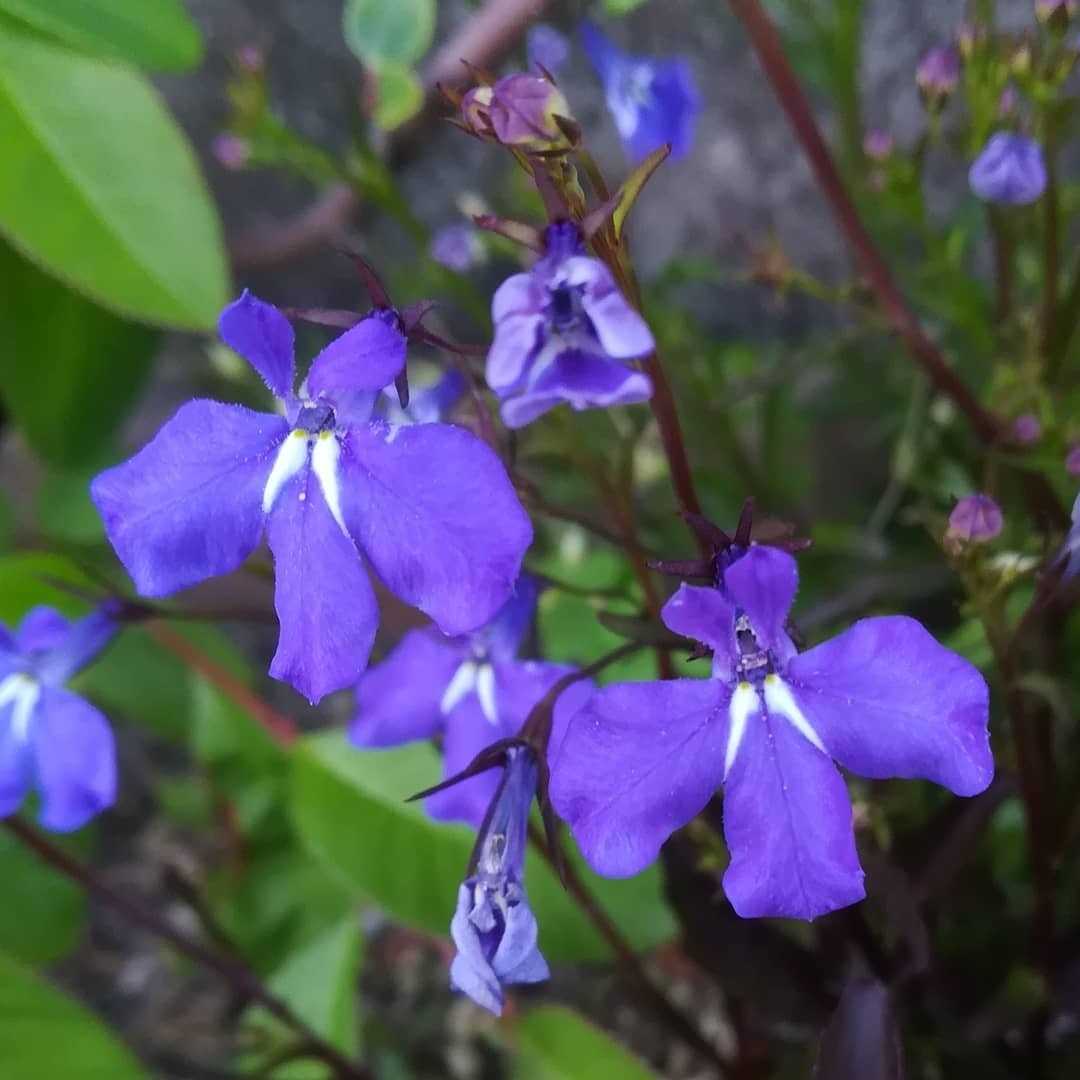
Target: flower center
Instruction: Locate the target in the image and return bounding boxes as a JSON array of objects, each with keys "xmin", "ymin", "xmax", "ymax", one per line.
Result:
[
  {"xmin": 440, "ymin": 659, "xmax": 498, "ymax": 724},
  {"xmin": 0, "ymin": 671, "xmax": 41, "ymax": 742},
  {"xmin": 545, "ymin": 283, "xmax": 586, "ymax": 333}
]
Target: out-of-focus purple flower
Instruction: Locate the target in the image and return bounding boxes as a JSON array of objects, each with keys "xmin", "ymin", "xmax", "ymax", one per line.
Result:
[
  {"xmin": 377, "ymin": 370, "xmax": 467, "ymax": 427},
  {"xmin": 486, "ymin": 222, "xmax": 654, "ymax": 428},
  {"xmin": 947, "ymin": 494, "xmax": 1004, "ymax": 545},
  {"xmin": 1054, "ymin": 493, "xmax": 1080, "ymax": 583},
  {"xmin": 998, "ymin": 85, "xmax": 1020, "ymax": 117},
  {"xmin": 863, "ymin": 130, "xmax": 894, "ymax": 162},
  {"xmin": 449, "ymin": 746, "xmax": 548, "ymax": 1014},
  {"xmin": 461, "ymin": 74, "xmax": 572, "ymax": 149},
  {"xmin": 527, "ymin": 24, "xmax": 570, "ymax": 74},
  {"xmin": 0, "ymin": 604, "xmax": 119, "ymax": 832},
  {"xmin": 431, "ymin": 224, "xmax": 481, "ymax": 273},
  {"xmin": 551, "ymin": 546, "xmax": 992, "ymax": 921},
  {"xmin": 581, "ymin": 20, "xmax": 700, "ymax": 162},
  {"xmin": 92, "ymin": 292, "xmax": 531, "ymax": 705},
  {"xmin": 916, "ymin": 45, "xmax": 960, "ymax": 102},
  {"xmin": 1066, "ymin": 445, "xmax": 1080, "ymax": 475},
  {"xmin": 235, "ymin": 45, "xmax": 264, "ymax": 73},
  {"xmin": 351, "ymin": 575, "xmax": 592, "ymax": 825},
  {"xmin": 211, "ymin": 133, "xmax": 250, "ymax": 171},
  {"xmin": 969, "ymin": 133, "xmax": 1047, "ymax": 204},
  {"xmin": 1012, "ymin": 413, "xmax": 1041, "ymax": 444}
]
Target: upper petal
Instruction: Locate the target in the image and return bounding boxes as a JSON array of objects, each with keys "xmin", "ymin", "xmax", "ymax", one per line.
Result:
[
  {"xmin": 91, "ymin": 401, "xmax": 287, "ymax": 597},
  {"xmin": 218, "ymin": 290, "xmax": 296, "ymax": 399},
  {"xmin": 35, "ymin": 603, "xmax": 119, "ymax": 686},
  {"xmin": 340, "ymin": 422, "xmax": 532, "ymax": 636},
  {"xmin": 567, "ymin": 258, "xmax": 654, "ymax": 359},
  {"xmin": 306, "ymin": 311, "xmax": 408, "ymax": 401},
  {"xmin": 487, "ymin": 312, "xmax": 543, "ymax": 392},
  {"xmin": 15, "ymin": 607, "xmax": 72, "ymax": 654},
  {"xmin": 632, "ymin": 59, "xmax": 700, "ymax": 162},
  {"xmin": 550, "ymin": 678, "xmax": 730, "ymax": 878},
  {"xmin": 723, "ymin": 546, "xmax": 798, "ymax": 661},
  {"xmin": 580, "ymin": 20, "xmax": 623, "ymax": 84},
  {"xmin": 350, "ymin": 628, "xmax": 466, "ymax": 748},
  {"xmin": 783, "ymin": 616, "xmax": 993, "ymax": 796},
  {"xmin": 33, "ymin": 687, "xmax": 116, "ymax": 832},
  {"xmin": 661, "ymin": 584, "xmax": 737, "ymax": 677},
  {"xmin": 266, "ymin": 468, "xmax": 379, "ymax": 704},
  {"xmin": 479, "ymin": 574, "xmax": 542, "ymax": 664},
  {"xmin": 721, "ymin": 707, "xmax": 865, "ymax": 920},
  {"xmin": 492, "ymin": 896, "xmax": 549, "ymax": 983}
]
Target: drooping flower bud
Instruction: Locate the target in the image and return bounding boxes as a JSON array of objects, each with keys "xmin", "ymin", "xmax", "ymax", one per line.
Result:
[
  {"xmin": 969, "ymin": 133, "xmax": 1047, "ymax": 204},
  {"xmin": 946, "ymin": 494, "xmax": 1004, "ymax": 548}
]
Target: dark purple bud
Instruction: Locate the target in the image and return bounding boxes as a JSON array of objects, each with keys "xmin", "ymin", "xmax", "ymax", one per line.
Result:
[
  {"xmin": 947, "ymin": 494, "xmax": 1004, "ymax": 546},
  {"xmin": 1012, "ymin": 413, "xmax": 1041, "ymax": 444}
]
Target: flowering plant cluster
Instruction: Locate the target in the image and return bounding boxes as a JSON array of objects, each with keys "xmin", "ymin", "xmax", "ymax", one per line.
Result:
[{"xmin": 3, "ymin": 3, "xmax": 1079, "ymax": 1077}]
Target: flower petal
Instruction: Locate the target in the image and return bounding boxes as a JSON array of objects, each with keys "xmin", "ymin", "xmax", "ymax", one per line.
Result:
[
  {"xmin": 632, "ymin": 58, "xmax": 700, "ymax": 162},
  {"xmin": 35, "ymin": 604, "xmax": 119, "ymax": 686},
  {"xmin": 487, "ymin": 275, "xmax": 544, "ymax": 392},
  {"xmin": 724, "ymin": 546, "xmax": 799, "ymax": 662},
  {"xmin": 92, "ymin": 401, "xmax": 287, "ymax": 598},
  {"xmin": 33, "ymin": 687, "xmax": 116, "ymax": 832},
  {"xmin": 783, "ymin": 616, "xmax": 993, "ymax": 796},
  {"xmin": 306, "ymin": 311, "xmax": 407, "ymax": 400},
  {"xmin": 721, "ymin": 706, "xmax": 864, "ymax": 920},
  {"xmin": 551, "ymin": 678, "xmax": 730, "ymax": 877},
  {"xmin": 340, "ymin": 422, "xmax": 532, "ymax": 636},
  {"xmin": 499, "ymin": 350, "xmax": 653, "ymax": 429},
  {"xmin": 15, "ymin": 607, "xmax": 72, "ymax": 654},
  {"xmin": 0, "ymin": 698, "xmax": 34, "ymax": 819},
  {"xmin": 218, "ymin": 290, "xmax": 295, "ymax": 399},
  {"xmin": 580, "ymin": 20, "xmax": 623, "ymax": 84},
  {"xmin": 559, "ymin": 257, "xmax": 653, "ymax": 359},
  {"xmin": 266, "ymin": 470, "xmax": 378, "ymax": 704},
  {"xmin": 492, "ymin": 896, "xmax": 548, "ymax": 983},
  {"xmin": 661, "ymin": 584, "xmax": 737, "ymax": 676},
  {"xmin": 478, "ymin": 574, "xmax": 542, "ymax": 663},
  {"xmin": 350, "ymin": 628, "xmax": 466, "ymax": 748},
  {"xmin": 449, "ymin": 884, "xmax": 503, "ymax": 1014}
]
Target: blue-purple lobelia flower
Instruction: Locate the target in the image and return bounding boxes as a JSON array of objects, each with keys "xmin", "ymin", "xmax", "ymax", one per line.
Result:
[
  {"xmin": 376, "ymin": 369, "xmax": 467, "ymax": 427},
  {"xmin": 551, "ymin": 546, "xmax": 993, "ymax": 921},
  {"xmin": 351, "ymin": 574, "xmax": 591, "ymax": 825},
  {"xmin": 947, "ymin": 494, "xmax": 1004, "ymax": 547},
  {"xmin": 92, "ymin": 292, "xmax": 532, "ymax": 705},
  {"xmin": 527, "ymin": 24, "xmax": 569, "ymax": 74},
  {"xmin": 581, "ymin": 21, "xmax": 699, "ymax": 162},
  {"xmin": 1054, "ymin": 492, "xmax": 1080, "ymax": 584},
  {"xmin": 0, "ymin": 604, "xmax": 118, "ymax": 831},
  {"xmin": 449, "ymin": 745, "xmax": 548, "ymax": 1014},
  {"xmin": 969, "ymin": 133, "xmax": 1047, "ymax": 204},
  {"xmin": 431, "ymin": 224, "xmax": 482, "ymax": 274},
  {"xmin": 486, "ymin": 222, "xmax": 654, "ymax": 429}
]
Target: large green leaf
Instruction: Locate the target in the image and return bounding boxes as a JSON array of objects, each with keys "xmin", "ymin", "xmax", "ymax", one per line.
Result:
[
  {"xmin": 0, "ymin": 950, "xmax": 147, "ymax": 1077},
  {"xmin": 342, "ymin": 0, "xmax": 434, "ymax": 66},
  {"xmin": 290, "ymin": 734, "xmax": 675, "ymax": 964},
  {"xmin": 0, "ymin": 0, "xmax": 202, "ymax": 71},
  {"xmin": 0, "ymin": 829, "xmax": 88, "ymax": 964},
  {"xmin": 0, "ymin": 25, "xmax": 228, "ymax": 328},
  {"xmin": 0, "ymin": 242, "xmax": 156, "ymax": 466},
  {"xmin": 514, "ymin": 1006, "xmax": 657, "ymax": 1079}
]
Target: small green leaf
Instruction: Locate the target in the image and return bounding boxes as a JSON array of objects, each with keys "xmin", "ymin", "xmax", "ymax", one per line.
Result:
[
  {"xmin": 0, "ymin": 950, "xmax": 148, "ymax": 1077},
  {"xmin": 514, "ymin": 1005, "xmax": 658, "ymax": 1079},
  {"xmin": 0, "ymin": 829, "xmax": 88, "ymax": 964},
  {"xmin": 612, "ymin": 144, "xmax": 670, "ymax": 239},
  {"xmin": 0, "ymin": 0, "xmax": 202, "ymax": 71},
  {"xmin": 290, "ymin": 734, "xmax": 675, "ymax": 964},
  {"xmin": 0, "ymin": 26, "xmax": 229, "ymax": 328},
  {"xmin": 342, "ymin": 0, "xmax": 435, "ymax": 66},
  {"xmin": 602, "ymin": 0, "xmax": 650, "ymax": 14},
  {"xmin": 372, "ymin": 61, "xmax": 423, "ymax": 131},
  {"xmin": 0, "ymin": 242, "xmax": 157, "ymax": 467}
]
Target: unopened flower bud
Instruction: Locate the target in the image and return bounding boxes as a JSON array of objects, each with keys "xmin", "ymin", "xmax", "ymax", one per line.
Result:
[
  {"xmin": 211, "ymin": 132, "xmax": 250, "ymax": 171},
  {"xmin": 1066, "ymin": 445, "xmax": 1080, "ymax": 476},
  {"xmin": 236, "ymin": 45, "xmax": 264, "ymax": 74},
  {"xmin": 488, "ymin": 73, "xmax": 573, "ymax": 149},
  {"xmin": 917, "ymin": 45, "xmax": 960, "ymax": 106},
  {"xmin": 998, "ymin": 85, "xmax": 1019, "ymax": 117},
  {"xmin": 947, "ymin": 494, "xmax": 1004, "ymax": 548},
  {"xmin": 969, "ymin": 132, "xmax": 1046, "ymax": 204},
  {"xmin": 863, "ymin": 129, "xmax": 894, "ymax": 161},
  {"xmin": 1012, "ymin": 413, "xmax": 1041, "ymax": 444}
]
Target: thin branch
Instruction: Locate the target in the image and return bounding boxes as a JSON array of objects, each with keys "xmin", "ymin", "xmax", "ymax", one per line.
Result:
[
  {"xmin": 3, "ymin": 818, "xmax": 371, "ymax": 1080},
  {"xmin": 725, "ymin": 0, "xmax": 1004, "ymax": 446}
]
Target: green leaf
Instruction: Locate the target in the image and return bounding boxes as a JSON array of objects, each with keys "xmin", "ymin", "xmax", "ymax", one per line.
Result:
[
  {"xmin": 514, "ymin": 1005, "xmax": 657, "ymax": 1079},
  {"xmin": 0, "ymin": 242, "xmax": 156, "ymax": 467},
  {"xmin": 0, "ymin": 550, "xmax": 97, "ymax": 623},
  {"xmin": 603, "ymin": 0, "xmax": 649, "ymax": 14},
  {"xmin": 342, "ymin": 0, "xmax": 435, "ymax": 66},
  {"xmin": 372, "ymin": 61, "xmax": 423, "ymax": 131},
  {"xmin": 0, "ymin": 950, "xmax": 148, "ymax": 1077},
  {"xmin": 0, "ymin": 829, "xmax": 88, "ymax": 964},
  {"xmin": 0, "ymin": 0, "xmax": 202, "ymax": 71},
  {"xmin": 0, "ymin": 26, "xmax": 228, "ymax": 328},
  {"xmin": 291, "ymin": 734, "xmax": 675, "ymax": 964}
]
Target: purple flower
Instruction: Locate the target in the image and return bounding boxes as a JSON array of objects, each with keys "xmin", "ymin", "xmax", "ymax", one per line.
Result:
[
  {"xmin": 0, "ymin": 604, "xmax": 118, "ymax": 832},
  {"xmin": 377, "ymin": 369, "xmax": 467, "ymax": 427},
  {"xmin": 1054, "ymin": 493, "xmax": 1080, "ymax": 583},
  {"xmin": 351, "ymin": 575, "xmax": 591, "ymax": 825},
  {"xmin": 863, "ymin": 130, "xmax": 894, "ymax": 162},
  {"xmin": 486, "ymin": 222, "xmax": 654, "ymax": 429},
  {"xmin": 449, "ymin": 746, "xmax": 548, "ymax": 1014},
  {"xmin": 1012, "ymin": 413, "xmax": 1041, "ymax": 444},
  {"xmin": 462, "ymin": 74, "xmax": 572, "ymax": 149},
  {"xmin": 551, "ymin": 546, "xmax": 993, "ymax": 921},
  {"xmin": 969, "ymin": 133, "xmax": 1047, "ymax": 205},
  {"xmin": 947, "ymin": 494, "xmax": 1004, "ymax": 545},
  {"xmin": 92, "ymin": 292, "xmax": 532, "ymax": 705},
  {"xmin": 1067, "ymin": 445, "xmax": 1080, "ymax": 476},
  {"xmin": 430, "ymin": 224, "xmax": 481, "ymax": 273},
  {"xmin": 916, "ymin": 45, "xmax": 960, "ymax": 100},
  {"xmin": 581, "ymin": 21, "xmax": 700, "ymax": 162},
  {"xmin": 527, "ymin": 24, "xmax": 570, "ymax": 74},
  {"xmin": 211, "ymin": 133, "xmax": 250, "ymax": 171}
]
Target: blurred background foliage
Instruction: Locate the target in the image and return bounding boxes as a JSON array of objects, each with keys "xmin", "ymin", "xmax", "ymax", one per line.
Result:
[{"xmin": 0, "ymin": 1, "xmax": 1078, "ymax": 1078}]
